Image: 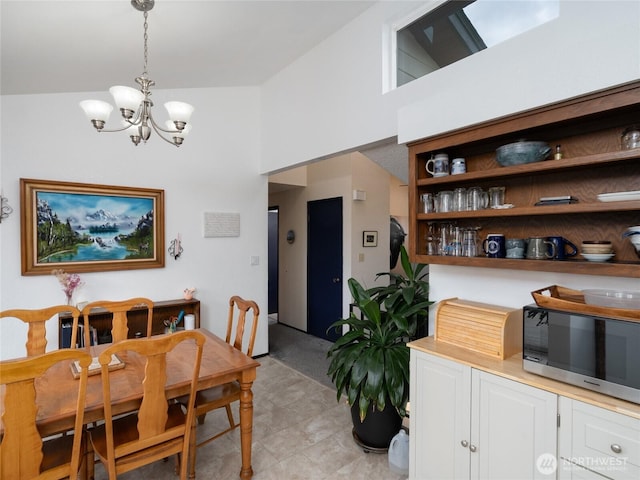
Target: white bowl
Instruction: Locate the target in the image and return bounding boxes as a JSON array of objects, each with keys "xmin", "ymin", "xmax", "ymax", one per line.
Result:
[
  {"xmin": 583, "ymin": 289, "xmax": 640, "ymax": 309},
  {"xmin": 580, "ymin": 253, "xmax": 615, "ymax": 262}
]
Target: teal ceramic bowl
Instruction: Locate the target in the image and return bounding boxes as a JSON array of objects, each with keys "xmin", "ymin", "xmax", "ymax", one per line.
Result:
[{"xmin": 496, "ymin": 141, "xmax": 551, "ymax": 166}]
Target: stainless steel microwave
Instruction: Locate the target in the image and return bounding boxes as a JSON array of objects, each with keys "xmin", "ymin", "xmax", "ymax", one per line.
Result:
[{"xmin": 523, "ymin": 305, "xmax": 640, "ymax": 404}]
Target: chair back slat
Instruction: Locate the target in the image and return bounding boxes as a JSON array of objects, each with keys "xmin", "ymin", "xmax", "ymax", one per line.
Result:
[
  {"xmin": 81, "ymin": 297, "xmax": 154, "ymax": 346},
  {"xmin": 138, "ymin": 354, "xmax": 169, "ymax": 439}
]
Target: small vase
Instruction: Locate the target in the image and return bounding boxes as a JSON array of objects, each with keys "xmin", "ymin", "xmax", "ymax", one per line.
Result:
[{"xmin": 65, "ymin": 293, "xmax": 73, "ymax": 306}]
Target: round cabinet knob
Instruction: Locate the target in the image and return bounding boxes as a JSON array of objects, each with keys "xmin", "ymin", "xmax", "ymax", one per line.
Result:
[
  {"xmin": 469, "ymin": 444, "xmax": 477, "ymax": 453},
  {"xmin": 460, "ymin": 440, "xmax": 468, "ymax": 448},
  {"xmin": 610, "ymin": 444, "xmax": 622, "ymax": 454}
]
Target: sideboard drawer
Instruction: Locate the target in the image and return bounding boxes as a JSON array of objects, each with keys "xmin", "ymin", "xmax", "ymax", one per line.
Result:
[{"xmin": 571, "ymin": 400, "xmax": 640, "ymax": 480}]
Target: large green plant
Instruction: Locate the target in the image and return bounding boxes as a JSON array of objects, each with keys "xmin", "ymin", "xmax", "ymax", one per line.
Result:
[
  {"xmin": 327, "ymin": 246, "xmax": 432, "ymax": 422},
  {"xmin": 369, "ymin": 246, "xmax": 431, "ymax": 339}
]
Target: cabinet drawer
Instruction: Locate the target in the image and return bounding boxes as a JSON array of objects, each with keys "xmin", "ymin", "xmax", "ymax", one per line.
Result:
[{"xmin": 571, "ymin": 401, "xmax": 640, "ymax": 480}]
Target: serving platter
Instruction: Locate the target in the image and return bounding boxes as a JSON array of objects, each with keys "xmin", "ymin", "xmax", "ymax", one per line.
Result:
[{"xmin": 597, "ymin": 190, "xmax": 640, "ymax": 202}]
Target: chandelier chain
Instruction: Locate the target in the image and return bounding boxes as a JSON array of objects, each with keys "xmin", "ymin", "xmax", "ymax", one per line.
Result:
[{"xmin": 142, "ymin": 10, "xmax": 149, "ymax": 77}]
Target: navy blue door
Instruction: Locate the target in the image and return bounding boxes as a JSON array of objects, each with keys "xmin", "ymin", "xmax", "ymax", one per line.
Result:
[{"xmin": 307, "ymin": 197, "xmax": 343, "ymax": 342}]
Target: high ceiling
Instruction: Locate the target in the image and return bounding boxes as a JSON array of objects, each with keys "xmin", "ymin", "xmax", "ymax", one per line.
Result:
[{"xmin": 1, "ymin": 0, "xmax": 375, "ymax": 96}]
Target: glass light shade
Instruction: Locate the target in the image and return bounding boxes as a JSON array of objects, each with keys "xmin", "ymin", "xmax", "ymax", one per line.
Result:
[
  {"xmin": 164, "ymin": 101, "xmax": 194, "ymax": 123},
  {"xmin": 109, "ymin": 86, "xmax": 144, "ymax": 111},
  {"xmin": 79, "ymin": 100, "xmax": 113, "ymax": 122},
  {"xmin": 165, "ymin": 121, "xmax": 191, "ymax": 137}
]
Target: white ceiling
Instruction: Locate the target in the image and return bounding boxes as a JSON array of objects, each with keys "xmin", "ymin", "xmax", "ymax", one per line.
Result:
[{"xmin": 1, "ymin": 0, "xmax": 375, "ymax": 96}]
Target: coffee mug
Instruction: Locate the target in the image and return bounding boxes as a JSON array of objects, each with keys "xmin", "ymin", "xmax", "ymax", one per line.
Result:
[
  {"xmin": 426, "ymin": 153, "xmax": 449, "ymax": 177},
  {"xmin": 547, "ymin": 236, "xmax": 578, "ymax": 260},
  {"xmin": 505, "ymin": 238, "xmax": 526, "ymax": 259},
  {"xmin": 482, "ymin": 234, "xmax": 506, "ymax": 258},
  {"xmin": 526, "ymin": 237, "xmax": 556, "ymax": 260}
]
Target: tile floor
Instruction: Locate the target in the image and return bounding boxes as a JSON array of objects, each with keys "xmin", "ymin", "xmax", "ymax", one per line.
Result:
[{"xmin": 92, "ymin": 355, "xmax": 409, "ymax": 479}]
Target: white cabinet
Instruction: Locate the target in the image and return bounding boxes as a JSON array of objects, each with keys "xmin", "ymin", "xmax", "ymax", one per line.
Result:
[
  {"xmin": 410, "ymin": 350, "xmax": 558, "ymax": 480},
  {"xmin": 558, "ymin": 397, "xmax": 640, "ymax": 480}
]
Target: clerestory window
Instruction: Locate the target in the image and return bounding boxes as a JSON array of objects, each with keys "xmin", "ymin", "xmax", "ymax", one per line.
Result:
[{"xmin": 396, "ymin": 0, "xmax": 559, "ymax": 87}]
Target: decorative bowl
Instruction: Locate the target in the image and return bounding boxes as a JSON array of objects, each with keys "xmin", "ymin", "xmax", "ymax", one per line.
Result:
[
  {"xmin": 623, "ymin": 227, "xmax": 640, "ymax": 258},
  {"xmin": 495, "ymin": 141, "xmax": 551, "ymax": 167},
  {"xmin": 580, "ymin": 253, "xmax": 615, "ymax": 262},
  {"xmin": 581, "ymin": 241, "xmax": 613, "ymax": 254},
  {"xmin": 583, "ymin": 289, "xmax": 640, "ymax": 309}
]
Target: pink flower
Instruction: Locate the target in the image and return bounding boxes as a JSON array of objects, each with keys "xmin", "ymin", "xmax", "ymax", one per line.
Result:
[{"xmin": 52, "ymin": 269, "xmax": 84, "ymax": 303}]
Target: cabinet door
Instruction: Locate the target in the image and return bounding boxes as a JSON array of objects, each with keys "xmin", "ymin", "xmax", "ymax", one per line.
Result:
[
  {"xmin": 472, "ymin": 370, "xmax": 558, "ymax": 480},
  {"xmin": 410, "ymin": 350, "xmax": 471, "ymax": 480}
]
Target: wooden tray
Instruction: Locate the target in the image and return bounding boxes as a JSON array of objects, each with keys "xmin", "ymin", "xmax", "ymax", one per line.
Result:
[{"xmin": 531, "ymin": 285, "xmax": 640, "ymax": 323}]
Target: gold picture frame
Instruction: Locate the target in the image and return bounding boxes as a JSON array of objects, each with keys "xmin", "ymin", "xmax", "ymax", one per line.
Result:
[{"xmin": 21, "ymin": 178, "xmax": 165, "ymax": 275}]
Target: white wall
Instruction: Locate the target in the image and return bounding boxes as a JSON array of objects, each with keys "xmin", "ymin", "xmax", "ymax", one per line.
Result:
[
  {"xmin": 261, "ymin": 1, "xmax": 425, "ymax": 172},
  {"xmin": 398, "ymin": 0, "xmax": 640, "ymax": 143},
  {"xmin": 349, "ymin": 152, "xmax": 391, "ymax": 290},
  {"xmin": 263, "ymin": 1, "xmax": 640, "ymax": 170},
  {"xmin": 261, "ymin": 0, "xmax": 640, "ymax": 329},
  {"xmin": 0, "ymin": 87, "xmax": 269, "ymax": 359}
]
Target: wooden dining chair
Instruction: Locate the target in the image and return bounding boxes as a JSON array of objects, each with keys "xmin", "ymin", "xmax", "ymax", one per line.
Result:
[
  {"xmin": 0, "ymin": 348, "xmax": 92, "ymax": 479},
  {"xmin": 0, "ymin": 305, "xmax": 82, "ymax": 356},
  {"xmin": 80, "ymin": 297, "xmax": 153, "ymax": 347},
  {"xmin": 185, "ymin": 296, "xmax": 259, "ymax": 475},
  {"xmin": 89, "ymin": 330, "xmax": 205, "ymax": 480}
]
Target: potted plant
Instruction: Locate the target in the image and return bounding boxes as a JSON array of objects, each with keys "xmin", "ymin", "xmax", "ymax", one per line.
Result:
[{"xmin": 327, "ymin": 246, "xmax": 432, "ymax": 450}]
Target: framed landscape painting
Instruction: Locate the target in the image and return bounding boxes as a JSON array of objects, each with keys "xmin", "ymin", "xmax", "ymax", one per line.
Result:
[{"xmin": 20, "ymin": 178, "xmax": 165, "ymax": 275}]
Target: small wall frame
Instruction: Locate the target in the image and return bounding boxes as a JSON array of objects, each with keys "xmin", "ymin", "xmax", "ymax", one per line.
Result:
[{"xmin": 363, "ymin": 230, "xmax": 378, "ymax": 247}]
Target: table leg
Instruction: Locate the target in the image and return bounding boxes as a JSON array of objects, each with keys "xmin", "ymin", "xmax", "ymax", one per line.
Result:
[{"xmin": 238, "ymin": 380, "xmax": 254, "ymax": 480}]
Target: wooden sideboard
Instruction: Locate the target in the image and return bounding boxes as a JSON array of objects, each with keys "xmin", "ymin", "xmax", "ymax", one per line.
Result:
[{"xmin": 58, "ymin": 298, "xmax": 201, "ymax": 348}]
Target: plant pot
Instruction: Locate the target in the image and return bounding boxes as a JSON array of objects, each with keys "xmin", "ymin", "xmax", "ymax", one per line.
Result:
[{"xmin": 350, "ymin": 399, "xmax": 402, "ymax": 451}]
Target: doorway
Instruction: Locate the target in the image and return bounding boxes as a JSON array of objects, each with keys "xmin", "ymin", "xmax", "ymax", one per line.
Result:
[
  {"xmin": 268, "ymin": 207, "xmax": 279, "ymax": 315},
  {"xmin": 307, "ymin": 197, "xmax": 343, "ymax": 342}
]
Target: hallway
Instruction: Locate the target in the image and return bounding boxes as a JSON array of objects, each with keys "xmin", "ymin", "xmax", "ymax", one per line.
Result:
[{"xmin": 268, "ymin": 315, "xmax": 334, "ymax": 390}]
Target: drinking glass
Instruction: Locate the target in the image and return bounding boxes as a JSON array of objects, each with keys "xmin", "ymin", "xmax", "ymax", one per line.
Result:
[
  {"xmin": 467, "ymin": 187, "xmax": 488, "ymax": 211},
  {"xmin": 435, "ymin": 191, "xmax": 453, "ymax": 213},
  {"xmin": 453, "ymin": 188, "xmax": 467, "ymax": 212},
  {"xmin": 488, "ymin": 186, "xmax": 506, "ymax": 208}
]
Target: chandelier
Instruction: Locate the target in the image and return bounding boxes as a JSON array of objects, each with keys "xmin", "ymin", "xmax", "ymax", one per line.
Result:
[{"xmin": 79, "ymin": 0, "xmax": 193, "ymax": 147}]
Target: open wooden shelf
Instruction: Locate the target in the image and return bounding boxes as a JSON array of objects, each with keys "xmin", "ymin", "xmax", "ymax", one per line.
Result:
[{"xmin": 408, "ymin": 80, "xmax": 640, "ymax": 278}]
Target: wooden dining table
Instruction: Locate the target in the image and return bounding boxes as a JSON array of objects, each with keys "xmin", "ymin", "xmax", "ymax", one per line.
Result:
[{"xmin": 4, "ymin": 328, "xmax": 260, "ymax": 480}]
